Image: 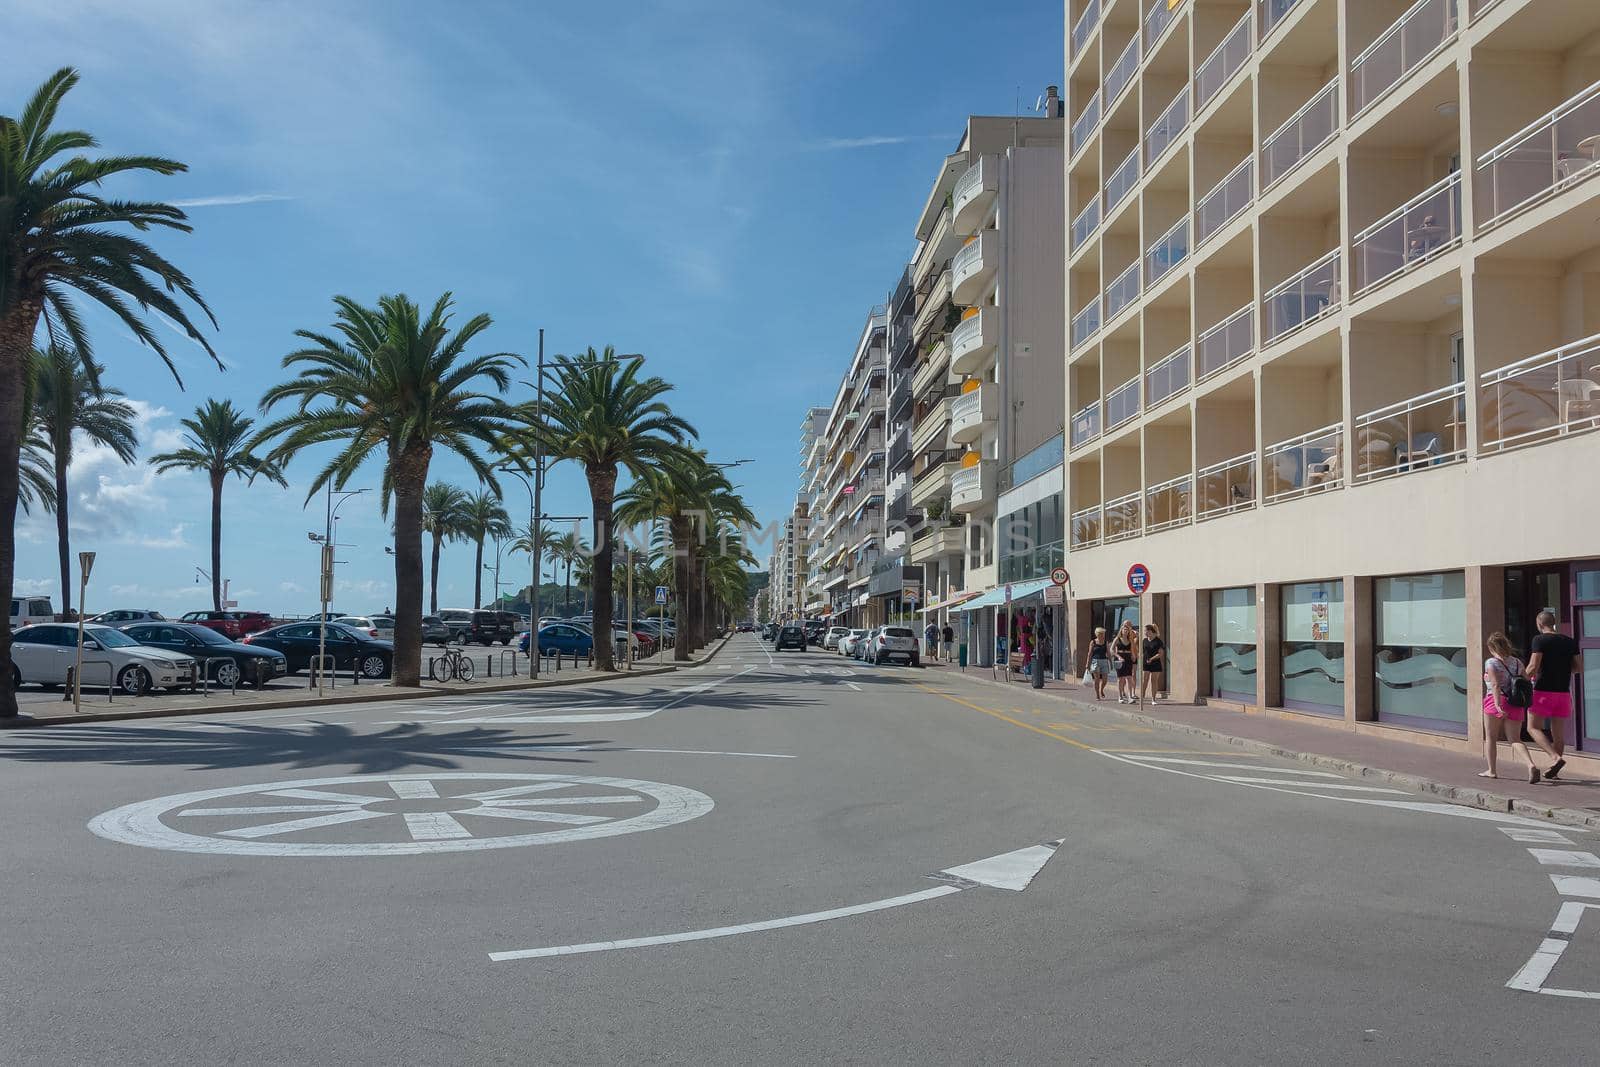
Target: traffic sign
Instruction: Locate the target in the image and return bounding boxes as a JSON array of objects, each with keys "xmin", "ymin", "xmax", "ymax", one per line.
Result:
[
  {"xmin": 1044, "ymin": 584, "xmax": 1065, "ymax": 606},
  {"xmin": 654, "ymin": 585, "xmax": 669, "ymax": 605},
  {"xmin": 903, "ymin": 587, "xmax": 921, "ymax": 603},
  {"xmin": 1126, "ymin": 563, "xmax": 1151, "ymax": 595},
  {"xmin": 1050, "ymin": 566, "xmax": 1069, "ymax": 586}
]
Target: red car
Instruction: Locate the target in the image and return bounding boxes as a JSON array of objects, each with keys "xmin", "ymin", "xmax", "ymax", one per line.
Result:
[{"xmin": 180, "ymin": 610, "xmax": 275, "ymax": 641}]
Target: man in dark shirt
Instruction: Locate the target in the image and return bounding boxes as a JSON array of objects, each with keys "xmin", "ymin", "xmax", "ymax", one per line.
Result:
[{"xmin": 1526, "ymin": 609, "xmax": 1583, "ymax": 781}]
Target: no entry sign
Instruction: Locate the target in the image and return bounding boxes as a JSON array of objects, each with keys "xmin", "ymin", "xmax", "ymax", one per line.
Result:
[{"xmin": 1126, "ymin": 563, "xmax": 1151, "ymax": 595}]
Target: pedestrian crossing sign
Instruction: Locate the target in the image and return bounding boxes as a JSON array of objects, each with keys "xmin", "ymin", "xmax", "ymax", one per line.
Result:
[{"xmin": 654, "ymin": 586, "xmax": 669, "ymax": 605}]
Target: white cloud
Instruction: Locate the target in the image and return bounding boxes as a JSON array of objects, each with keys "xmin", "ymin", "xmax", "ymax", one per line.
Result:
[
  {"xmin": 336, "ymin": 578, "xmax": 388, "ymax": 599},
  {"xmin": 279, "ymin": 581, "xmax": 305, "ymax": 594},
  {"xmin": 136, "ymin": 523, "xmax": 190, "ymax": 549},
  {"xmin": 13, "ymin": 578, "xmax": 55, "ymax": 595},
  {"xmin": 169, "ymin": 193, "xmax": 293, "ymax": 208},
  {"xmin": 809, "ymin": 134, "xmax": 945, "ymax": 150}
]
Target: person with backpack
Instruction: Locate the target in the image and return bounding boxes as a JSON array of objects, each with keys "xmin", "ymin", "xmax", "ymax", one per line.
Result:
[
  {"xmin": 940, "ymin": 623, "xmax": 955, "ymax": 663},
  {"xmin": 1481, "ymin": 631, "xmax": 1541, "ymax": 784},
  {"xmin": 923, "ymin": 620, "xmax": 939, "ymax": 659}
]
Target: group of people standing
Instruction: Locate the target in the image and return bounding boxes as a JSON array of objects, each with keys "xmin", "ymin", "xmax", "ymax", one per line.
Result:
[
  {"xmin": 1083, "ymin": 620, "xmax": 1165, "ymax": 705},
  {"xmin": 1481, "ymin": 610, "xmax": 1583, "ymax": 784}
]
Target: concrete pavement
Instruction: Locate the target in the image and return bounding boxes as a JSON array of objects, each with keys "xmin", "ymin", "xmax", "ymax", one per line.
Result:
[{"xmin": 1, "ymin": 635, "xmax": 1595, "ymax": 1064}]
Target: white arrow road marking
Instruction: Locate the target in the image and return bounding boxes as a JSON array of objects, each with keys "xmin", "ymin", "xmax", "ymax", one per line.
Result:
[{"xmin": 488, "ymin": 840, "xmax": 1060, "ymax": 962}]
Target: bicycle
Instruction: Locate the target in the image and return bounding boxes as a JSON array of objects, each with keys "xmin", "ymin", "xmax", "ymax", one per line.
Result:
[{"xmin": 432, "ymin": 645, "xmax": 475, "ymax": 682}]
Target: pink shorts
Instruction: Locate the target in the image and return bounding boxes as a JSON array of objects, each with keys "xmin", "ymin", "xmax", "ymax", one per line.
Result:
[
  {"xmin": 1529, "ymin": 690, "xmax": 1572, "ymax": 720},
  {"xmin": 1483, "ymin": 693, "xmax": 1525, "ymax": 723}
]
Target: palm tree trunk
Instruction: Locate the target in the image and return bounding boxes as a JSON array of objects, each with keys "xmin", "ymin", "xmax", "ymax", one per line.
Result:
[
  {"xmin": 53, "ymin": 456, "xmax": 70, "ymax": 618},
  {"xmin": 210, "ymin": 470, "xmax": 224, "ymax": 611},
  {"xmin": 0, "ymin": 300, "xmax": 44, "ymax": 717},
  {"xmin": 391, "ymin": 445, "xmax": 431, "ymax": 687},
  {"xmin": 671, "ymin": 515, "xmax": 691, "ymax": 662},
  {"xmin": 563, "ymin": 558, "xmax": 571, "ymax": 614},
  {"xmin": 685, "ymin": 551, "xmax": 702, "ymax": 652},
  {"xmin": 429, "ymin": 532, "xmax": 442, "ymax": 615},
  {"xmin": 473, "ymin": 536, "xmax": 484, "ymax": 609},
  {"xmin": 586, "ymin": 465, "xmax": 618, "ymax": 671}
]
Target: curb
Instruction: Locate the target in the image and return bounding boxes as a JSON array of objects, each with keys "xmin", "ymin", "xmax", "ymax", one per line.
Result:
[{"xmin": 930, "ymin": 668, "xmax": 1600, "ymax": 833}]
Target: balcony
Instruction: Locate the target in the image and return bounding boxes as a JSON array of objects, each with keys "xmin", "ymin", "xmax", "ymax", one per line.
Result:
[
  {"xmin": 1072, "ymin": 90, "xmax": 1102, "ymax": 156},
  {"xmin": 949, "ymin": 309, "xmax": 998, "ymax": 375},
  {"xmin": 911, "ymin": 338, "xmax": 949, "ymax": 397},
  {"xmin": 847, "ymin": 474, "xmax": 886, "ymax": 503},
  {"xmin": 911, "ymin": 398, "xmax": 951, "ymax": 454},
  {"xmin": 1070, "ymin": 503, "xmax": 1103, "ymax": 548},
  {"xmin": 1103, "ymin": 490, "xmax": 1143, "ymax": 543},
  {"xmin": 1070, "ymin": 399, "xmax": 1102, "ymax": 449},
  {"xmin": 999, "ymin": 432, "xmax": 1064, "ymax": 493},
  {"xmin": 1259, "ymin": 0, "xmax": 1306, "ymax": 42},
  {"xmin": 1475, "ymin": 79, "xmax": 1600, "ymax": 230},
  {"xmin": 1105, "ymin": 375, "xmax": 1141, "ymax": 432},
  {"xmin": 1261, "ymin": 79, "xmax": 1339, "ymax": 190},
  {"xmin": 910, "ymin": 452, "xmax": 957, "ymax": 507},
  {"xmin": 1071, "ymin": 0, "xmax": 1100, "ymax": 60},
  {"xmin": 1071, "ymin": 299, "xmax": 1102, "ymax": 350},
  {"xmin": 1196, "ymin": 11, "xmax": 1252, "ymax": 114},
  {"xmin": 1354, "ymin": 382, "xmax": 1467, "ymax": 481},
  {"xmin": 1146, "ymin": 87, "xmax": 1190, "ymax": 166},
  {"xmin": 1071, "ymin": 198, "xmax": 1102, "ymax": 252},
  {"xmin": 1000, "ymin": 540, "xmax": 1065, "ymax": 584},
  {"xmin": 950, "ymin": 459, "xmax": 995, "ymax": 514},
  {"xmin": 1264, "ymin": 249, "xmax": 1341, "ymax": 346},
  {"xmin": 952, "ymin": 155, "xmax": 998, "ymax": 234},
  {"xmin": 909, "ymin": 524, "xmax": 964, "ymax": 564},
  {"xmin": 1351, "ymin": 172, "xmax": 1461, "ymax": 295},
  {"xmin": 1480, "ymin": 333, "xmax": 1600, "ymax": 452},
  {"xmin": 1145, "ymin": 472, "xmax": 1194, "ymax": 533},
  {"xmin": 1351, "ymin": 0, "xmax": 1458, "ymax": 117},
  {"xmin": 1145, "ymin": 217, "xmax": 1189, "ymax": 287},
  {"xmin": 1145, "ymin": 344, "xmax": 1191, "ymax": 408},
  {"xmin": 951, "ymin": 231, "xmax": 998, "ymax": 305},
  {"xmin": 1195, "ymin": 157, "xmax": 1252, "ymax": 247},
  {"xmin": 1145, "ymin": 0, "xmax": 1177, "ymax": 47},
  {"xmin": 1104, "ymin": 261, "xmax": 1142, "ymax": 321},
  {"xmin": 1196, "ymin": 451, "xmax": 1257, "ymax": 520},
  {"xmin": 1264, "ymin": 423, "xmax": 1343, "ymax": 503},
  {"xmin": 949, "ymin": 384, "xmax": 997, "ymax": 444},
  {"xmin": 1107, "ymin": 37, "xmax": 1141, "ymax": 109},
  {"xmin": 1104, "ymin": 147, "xmax": 1140, "ymax": 216},
  {"xmin": 1197, "ymin": 304, "xmax": 1255, "ymax": 380}
]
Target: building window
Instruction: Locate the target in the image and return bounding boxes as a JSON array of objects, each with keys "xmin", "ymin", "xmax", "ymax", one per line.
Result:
[
  {"xmin": 1375, "ymin": 572, "xmax": 1467, "ymax": 734},
  {"xmin": 1212, "ymin": 586, "xmax": 1256, "ymax": 702},
  {"xmin": 1282, "ymin": 580, "xmax": 1344, "ymax": 715}
]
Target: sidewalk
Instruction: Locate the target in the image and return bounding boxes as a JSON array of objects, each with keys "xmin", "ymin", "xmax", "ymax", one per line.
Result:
[{"xmin": 919, "ymin": 658, "xmax": 1600, "ymax": 831}]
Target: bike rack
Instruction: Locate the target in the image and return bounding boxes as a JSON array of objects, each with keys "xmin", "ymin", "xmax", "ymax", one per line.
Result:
[
  {"xmin": 196, "ymin": 656, "xmax": 241, "ymax": 698},
  {"xmin": 63, "ymin": 660, "xmax": 116, "ymax": 703},
  {"xmin": 308, "ymin": 655, "xmax": 336, "ymax": 690},
  {"xmin": 496, "ymin": 648, "xmax": 519, "ymax": 678}
]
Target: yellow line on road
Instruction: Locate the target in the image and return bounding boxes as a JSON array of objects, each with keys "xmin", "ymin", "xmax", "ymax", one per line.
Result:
[{"xmin": 915, "ymin": 685, "xmax": 1095, "ymax": 751}]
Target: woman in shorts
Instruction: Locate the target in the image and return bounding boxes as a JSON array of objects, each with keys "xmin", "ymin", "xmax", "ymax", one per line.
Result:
[
  {"xmin": 1084, "ymin": 627, "xmax": 1111, "ymax": 701},
  {"xmin": 1481, "ymin": 631, "xmax": 1540, "ymax": 784},
  {"xmin": 1113, "ymin": 621, "xmax": 1137, "ymax": 703}
]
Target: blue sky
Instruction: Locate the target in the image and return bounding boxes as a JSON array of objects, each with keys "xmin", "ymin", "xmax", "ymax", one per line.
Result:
[{"xmin": 5, "ymin": 0, "xmax": 1062, "ymax": 616}]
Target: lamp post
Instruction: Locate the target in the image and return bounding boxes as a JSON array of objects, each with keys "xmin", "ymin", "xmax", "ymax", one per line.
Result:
[{"xmin": 309, "ymin": 485, "xmax": 368, "ymax": 696}]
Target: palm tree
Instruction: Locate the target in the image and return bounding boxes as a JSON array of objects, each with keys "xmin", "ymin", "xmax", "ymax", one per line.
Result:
[
  {"xmin": 421, "ymin": 482, "xmax": 468, "ymax": 614},
  {"xmin": 548, "ymin": 530, "xmax": 590, "ymax": 615},
  {"xmin": 17, "ymin": 359, "xmax": 54, "ymax": 516},
  {"xmin": 459, "ymin": 489, "xmax": 512, "ymax": 609},
  {"xmin": 150, "ymin": 399, "xmax": 287, "ymax": 611},
  {"xmin": 512, "ymin": 348, "xmax": 696, "ymax": 670},
  {"xmin": 253, "ymin": 293, "xmax": 520, "ymax": 686},
  {"xmin": 32, "ymin": 345, "xmax": 139, "ymax": 616},
  {"xmin": 0, "ymin": 68, "xmax": 217, "ymax": 716}
]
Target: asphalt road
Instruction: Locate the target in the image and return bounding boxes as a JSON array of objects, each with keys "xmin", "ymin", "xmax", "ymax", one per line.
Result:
[{"xmin": 2, "ymin": 635, "xmax": 1595, "ymax": 1064}]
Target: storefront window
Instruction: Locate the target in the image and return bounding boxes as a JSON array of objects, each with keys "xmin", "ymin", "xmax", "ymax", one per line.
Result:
[
  {"xmin": 1212, "ymin": 586, "xmax": 1256, "ymax": 701},
  {"xmin": 1282, "ymin": 580, "xmax": 1344, "ymax": 715},
  {"xmin": 1375, "ymin": 572, "xmax": 1467, "ymax": 734}
]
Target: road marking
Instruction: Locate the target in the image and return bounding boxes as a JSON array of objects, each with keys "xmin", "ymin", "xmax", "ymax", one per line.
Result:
[
  {"xmin": 916, "ymin": 685, "xmax": 1095, "ymax": 751},
  {"xmin": 939, "ymin": 842, "xmax": 1060, "ymax": 891},
  {"xmin": 222, "ymin": 809, "xmax": 390, "ymax": 839},
  {"xmin": 1212, "ymin": 776, "xmax": 1409, "ymax": 794},
  {"xmin": 178, "ymin": 804, "xmax": 357, "ymax": 817},
  {"xmin": 1528, "ymin": 850, "xmax": 1600, "ymax": 869},
  {"xmin": 1507, "ymin": 938, "xmax": 1571, "ymax": 992},
  {"xmin": 403, "ymin": 812, "xmax": 473, "ymax": 840},
  {"xmin": 1549, "ymin": 875, "xmax": 1600, "ymax": 898},
  {"xmin": 1553, "ymin": 900, "xmax": 1600, "ymax": 934},
  {"xmin": 1121, "ymin": 757, "xmax": 1338, "ymax": 776},
  {"xmin": 846, "ymin": 682, "xmax": 863, "ymax": 691},
  {"xmin": 1102, "ymin": 750, "xmax": 1262, "ymax": 756},
  {"xmin": 389, "ymin": 780, "xmax": 440, "ymax": 800},
  {"xmin": 1501, "ymin": 828, "xmax": 1575, "ymax": 844}
]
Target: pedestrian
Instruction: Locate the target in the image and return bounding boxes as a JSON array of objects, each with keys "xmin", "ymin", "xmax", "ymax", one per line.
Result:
[
  {"xmin": 941, "ymin": 623, "xmax": 955, "ymax": 663},
  {"xmin": 1139, "ymin": 623, "xmax": 1165, "ymax": 704},
  {"xmin": 1113, "ymin": 620, "xmax": 1137, "ymax": 703},
  {"xmin": 1083, "ymin": 626, "xmax": 1111, "ymax": 700},
  {"xmin": 1526, "ymin": 609, "xmax": 1583, "ymax": 781},
  {"xmin": 1480, "ymin": 631, "xmax": 1541, "ymax": 783},
  {"xmin": 924, "ymin": 620, "xmax": 938, "ymax": 659}
]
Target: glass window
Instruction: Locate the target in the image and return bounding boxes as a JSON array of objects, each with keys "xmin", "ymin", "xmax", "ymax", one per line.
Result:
[
  {"xmin": 1212, "ymin": 586, "xmax": 1257, "ymax": 701},
  {"xmin": 1282, "ymin": 580, "xmax": 1344, "ymax": 714},
  {"xmin": 1577, "ymin": 568, "xmax": 1600, "ymax": 603},
  {"xmin": 1375, "ymin": 572, "xmax": 1468, "ymax": 734}
]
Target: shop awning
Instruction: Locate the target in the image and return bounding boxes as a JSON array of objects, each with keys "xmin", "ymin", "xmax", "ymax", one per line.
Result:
[
  {"xmin": 920, "ymin": 589, "xmax": 981, "ymax": 613},
  {"xmin": 953, "ymin": 577, "xmax": 1055, "ymax": 612}
]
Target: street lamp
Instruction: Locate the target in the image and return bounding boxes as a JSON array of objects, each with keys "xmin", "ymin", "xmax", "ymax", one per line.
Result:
[{"xmin": 311, "ymin": 485, "xmax": 368, "ymax": 695}]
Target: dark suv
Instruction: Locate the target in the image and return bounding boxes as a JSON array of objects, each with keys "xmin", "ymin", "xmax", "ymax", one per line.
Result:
[
  {"xmin": 447, "ymin": 610, "xmax": 517, "ymax": 645},
  {"xmin": 774, "ymin": 624, "xmax": 807, "ymax": 652}
]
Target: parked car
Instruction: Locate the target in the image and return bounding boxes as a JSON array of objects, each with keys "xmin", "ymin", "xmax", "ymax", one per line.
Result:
[
  {"xmin": 421, "ymin": 615, "xmax": 452, "ymax": 643},
  {"xmin": 9, "ymin": 595, "xmax": 55, "ymax": 630},
  {"xmin": 122, "ymin": 622, "xmax": 289, "ymax": 688},
  {"xmin": 88, "ymin": 608, "xmax": 167, "ymax": 627},
  {"xmin": 241, "ymin": 622, "xmax": 393, "ymax": 678},
  {"xmin": 761, "ymin": 623, "xmax": 776, "ymax": 641},
  {"xmin": 333, "ymin": 615, "xmax": 396, "ymax": 641},
  {"xmin": 774, "ymin": 623, "xmax": 807, "ymax": 651},
  {"xmin": 840, "ymin": 628, "xmax": 868, "ymax": 658},
  {"xmin": 870, "ymin": 625, "xmax": 920, "ymax": 667},
  {"xmin": 439, "ymin": 609, "xmax": 517, "ymax": 645},
  {"xmin": 823, "ymin": 626, "xmax": 850, "ymax": 651},
  {"xmin": 179, "ymin": 610, "xmax": 274, "ymax": 641},
  {"xmin": 519, "ymin": 623, "xmax": 593, "ymax": 657},
  {"xmin": 8, "ymin": 623, "xmax": 195, "ymax": 695}
]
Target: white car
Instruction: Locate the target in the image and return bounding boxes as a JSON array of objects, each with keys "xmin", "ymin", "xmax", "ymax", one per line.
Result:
[
  {"xmin": 840, "ymin": 629, "xmax": 868, "ymax": 657},
  {"xmin": 823, "ymin": 626, "xmax": 850, "ymax": 651},
  {"xmin": 870, "ymin": 625, "xmax": 920, "ymax": 666},
  {"xmin": 334, "ymin": 615, "xmax": 396, "ymax": 641},
  {"xmin": 8, "ymin": 623, "xmax": 197, "ymax": 695},
  {"xmin": 9, "ymin": 595, "xmax": 54, "ymax": 630}
]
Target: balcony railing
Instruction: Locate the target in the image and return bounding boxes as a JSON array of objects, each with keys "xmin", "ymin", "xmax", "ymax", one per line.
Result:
[
  {"xmin": 1107, "ymin": 37, "xmax": 1141, "ymax": 107},
  {"xmin": 998, "ymin": 432, "xmax": 1064, "ymax": 493},
  {"xmin": 1145, "ymin": 472, "xmax": 1194, "ymax": 533},
  {"xmin": 1262, "ymin": 79, "xmax": 1339, "ymax": 189},
  {"xmin": 1072, "ymin": 89, "xmax": 1102, "ymax": 155},
  {"xmin": 1354, "ymin": 382, "xmax": 1467, "ymax": 481},
  {"xmin": 1071, "ymin": 0, "xmax": 1100, "ymax": 59},
  {"xmin": 1105, "ymin": 375, "xmax": 1141, "ymax": 431},
  {"xmin": 1351, "ymin": 171, "xmax": 1462, "ymax": 294},
  {"xmin": 1259, "ymin": 0, "xmax": 1305, "ymax": 41},
  {"xmin": 1475, "ymin": 79, "xmax": 1600, "ymax": 229},
  {"xmin": 1196, "ymin": 452, "xmax": 1257, "ymax": 520},
  {"xmin": 1264, "ymin": 249, "xmax": 1341, "ymax": 345},
  {"xmin": 1145, "ymin": 217, "xmax": 1189, "ymax": 286},
  {"xmin": 1070, "ymin": 503, "xmax": 1103, "ymax": 548},
  {"xmin": 1145, "ymin": 0, "xmax": 1177, "ymax": 46},
  {"xmin": 1104, "ymin": 147, "xmax": 1140, "ymax": 214},
  {"xmin": 1351, "ymin": 0, "xmax": 1458, "ymax": 116},
  {"xmin": 1145, "ymin": 344, "xmax": 1191, "ymax": 408},
  {"xmin": 1070, "ymin": 399, "xmax": 1102, "ymax": 449},
  {"xmin": 1480, "ymin": 333, "xmax": 1600, "ymax": 452},
  {"xmin": 1103, "ymin": 490, "xmax": 1143, "ymax": 543},
  {"xmin": 1104, "ymin": 261, "xmax": 1141, "ymax": 320},
  {"xmin": 1071, "ymin": 198, "xmax": 1102, "ymax": 250},
  {"xmin": 1195, "ymin": 157, "xmax": 1253, "ymax": 246},
  {"xmin": 1264, "ymin": 423, "xmax": 1344, "ymax": 502},
  {"xmin": 1071, "ymin": 299, "xmax": 1102, "ymax": 349},
  {"xmin": 1196, "ymin": 11, "xmax": 1252, "ymax": 112},
  {"xmin": 1197, "ymin": 304, "xmax": 1255, "ymax": 380},
  {"xmin": 1469, "ymin": 0, "xmax": 1506, "ymax": 17},
  {"xmin": 1146, "ymin": 87, "xmax": 1190, "ymax": 166}
]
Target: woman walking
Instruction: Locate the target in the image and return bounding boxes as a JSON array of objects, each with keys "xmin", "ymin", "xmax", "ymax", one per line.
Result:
[
  {"xmin": 1084, "ymin": 626, "xmax": 1111, "ymax": 700},
  {"xmin": 1113, "ymin": 621, "xmax": 1138, "ymax": 703},
  {"xmin": 1139, "ymin": 623, "xmax": 1166, "ymax": 705},
  {"xmin": 1481, "ymin": 631, "xmax": 1541, "ymax": 784}
]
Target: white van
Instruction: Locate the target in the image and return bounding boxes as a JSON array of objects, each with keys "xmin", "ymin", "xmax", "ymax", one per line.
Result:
[{"xmin": 10, "ymin": 596, "xmax": 54, "ymax": 630}]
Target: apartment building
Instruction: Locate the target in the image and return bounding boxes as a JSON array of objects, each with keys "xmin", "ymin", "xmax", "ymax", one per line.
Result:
[{"xmin": 1062, "ymin": 0, "xmax": 1600, "ymax": 753}]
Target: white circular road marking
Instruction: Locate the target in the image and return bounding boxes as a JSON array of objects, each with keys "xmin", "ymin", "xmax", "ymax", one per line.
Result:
[{"xmin": 88, "ymin": 772, "xmax": 714, "ymax": 857}]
